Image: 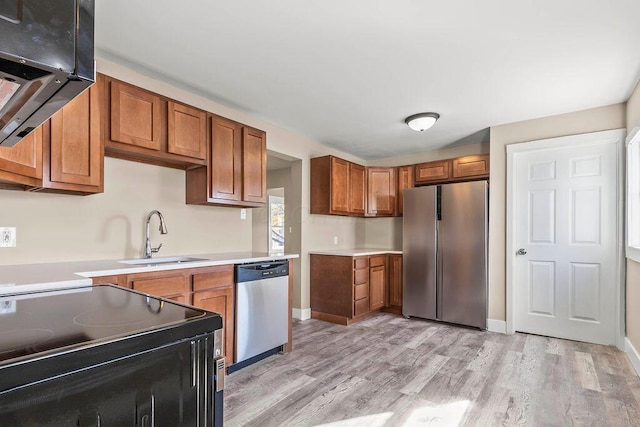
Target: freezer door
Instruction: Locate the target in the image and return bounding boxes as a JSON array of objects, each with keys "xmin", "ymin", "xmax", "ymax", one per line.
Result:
[
  {"xmin": 439, "ymin": 181, "xmax": 488, "ymax": 329},
  {"xmin": 402, "ymin": 186, "xmax": 437, "ymax": 319}
]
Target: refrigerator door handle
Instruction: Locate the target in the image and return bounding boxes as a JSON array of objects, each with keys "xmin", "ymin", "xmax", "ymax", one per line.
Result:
[
  {"xmin": 436, "ymin": 220, "xmax": 443, "ymax": 320},
  {"xmin": 436, "ymin": 185, "xmax": 442, "ymax": 221}
]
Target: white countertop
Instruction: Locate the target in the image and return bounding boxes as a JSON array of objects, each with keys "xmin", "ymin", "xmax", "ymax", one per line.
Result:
[
  {"xmin": 0, "ymin": 252, "xmax": 299, "ymax": 295},
  {"xmin": 308, "ymin": 248, "xmax": 402, "ymax": 257}
]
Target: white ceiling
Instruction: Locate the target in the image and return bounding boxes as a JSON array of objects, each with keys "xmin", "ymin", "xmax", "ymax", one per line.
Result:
[{"xmin": 95, "ymin": 0, "xmax": 640, "ymax": 160}]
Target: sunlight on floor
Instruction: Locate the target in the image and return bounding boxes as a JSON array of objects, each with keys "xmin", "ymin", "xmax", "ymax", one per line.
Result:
[
  {"xmin": 404, "ymin": 400, "xmax": 471, "ymax": 426},
  {"xmin": 313, "ymin": 400, "xmax": 471, "ymax": 426},
  {"xmin": 315, "ymin": 412, "xmax": 394, "ymax": 427}
]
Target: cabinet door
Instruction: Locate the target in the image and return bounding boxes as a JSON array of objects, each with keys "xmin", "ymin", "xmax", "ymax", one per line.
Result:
[
  {"xmin": 452, "ymin": 154, "xmax": 490, "ymax": 179},
  {"xmin": 242, "ymin": 126, "xmax": 267, "ymax": 204},
  {"xmin": 369, "ymin": 255, "xmax": 386, "ymax": 311},
  {"xmin": 330, "ymin": 157, "xmax": 350, "ymax": 215},
  {"xmin": 48, "ymin": 85, "xmax": 103, "ymax": 191},
  {"xmin": 131, "ymin": 274, "xmax": 190, "ymax": 302},
  {"xmin": 193, "ymin": 287, "xmax": 235, "ymax": 366},
  {"xmin": 349, "ymin": 163, "xmax": 366, "ymax": 215},
  {"xmin": 388, "ymin": 254, "xmax": 403, "ymax": 307},
  {"xmin": 110, "ymin": 80, "xmax": 163, "ymax": 150},
  {"xmin": 210, "ymin": 115, "xmax": 242, "ymax": 202},
  {"xmin": 167, "ymin": 101, "xmax": 207, "ymax": 160},
  {"xmin": 415, "ymin": 160, "xmax": 450, "ymax": 184},
  {"xmin": 397, "ymin": 165, "xmax": 414, "ymax": 216},
  {"xmin": 367, "ymin": 167, "xmax": 396, "ymax": 216},
  {"xmin": 0, "ymin": 125, "xmax": 43, "ymax": 185}
]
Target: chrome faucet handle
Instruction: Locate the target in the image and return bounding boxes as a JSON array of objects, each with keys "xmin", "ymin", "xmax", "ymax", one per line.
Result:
[{"xmin": 151, "ymin": 243, "xmax": 163, "ymax": 254}]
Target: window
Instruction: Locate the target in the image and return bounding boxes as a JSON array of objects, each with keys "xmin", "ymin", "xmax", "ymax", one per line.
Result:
[
  {"xmin": 269, "ymin": 195, "xmax": 285, "ymax": 254},
  {"xmin": 627, "ymin": 126, "xmax": 640, "ymax": 262}
]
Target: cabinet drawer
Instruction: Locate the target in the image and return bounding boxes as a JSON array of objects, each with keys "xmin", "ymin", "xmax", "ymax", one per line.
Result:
[
  {"xmin": 369, "ymin": 256, "xmax": 385, "ymax": 267},
  {"xmin": 354, "ymin": 298, "xmax": 370, "ymax": 317},
  {"xmin": 354, "ymin": 283, "xmax": 369, "ymax": 301},
  {"xmin": 354, "ymin": 268, "xmax": 368, "ymax": 285},
  {"xmin": 354, "ymin": 257, "xmax": 368, "ymax": 269},
  {"xmin": 132, "ymin": 275, "xmax": 188, "ymax": 297},
  {"xmin": 192, "ymin": 265, "xmax": 234, "ymax": 291}
]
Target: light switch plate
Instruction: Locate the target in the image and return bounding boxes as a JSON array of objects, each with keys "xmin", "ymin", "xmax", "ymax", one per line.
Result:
[{"xmin": 0, "ymin": 227, "xmax": 16, "ymax": 247}]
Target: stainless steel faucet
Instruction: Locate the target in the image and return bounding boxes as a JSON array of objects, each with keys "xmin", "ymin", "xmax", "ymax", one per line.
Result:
[{"xmin": 144, "ymin": 210, "xmax": 168, "ymax": 258}]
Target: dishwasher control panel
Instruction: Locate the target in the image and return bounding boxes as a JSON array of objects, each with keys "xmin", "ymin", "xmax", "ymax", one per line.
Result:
[{"xmin": 235, "ymin": 260, "xmax": 289, "ymax": 283}]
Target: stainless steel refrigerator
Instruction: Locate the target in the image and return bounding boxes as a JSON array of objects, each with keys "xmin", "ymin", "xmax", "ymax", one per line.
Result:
[{"xmin": 402, "ymin": 181, "xmax": 488, "ymax": 329}]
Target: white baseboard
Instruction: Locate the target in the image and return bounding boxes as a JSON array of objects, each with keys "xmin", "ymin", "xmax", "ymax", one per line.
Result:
[
  {"xmin": 625, "ymin": 337, "xmax": 640, "ymax": 377},
  {"xmin": 292, "ymin": 308, "xmax": 311, "ymax": 321},
  {"xmin": 487, "ymin": 319, "xmax": 507, "ymax": 334}
]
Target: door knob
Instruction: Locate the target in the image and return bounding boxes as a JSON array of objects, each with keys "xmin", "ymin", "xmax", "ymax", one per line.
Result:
[{"xmin": 516, "ymin": 248, "xmax": 527, "ymax": 256}]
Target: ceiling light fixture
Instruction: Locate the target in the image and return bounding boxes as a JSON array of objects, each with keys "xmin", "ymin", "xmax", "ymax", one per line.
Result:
[{"xmin": 405, "ymin": 112, "xmax": 440, "ymax": 132}]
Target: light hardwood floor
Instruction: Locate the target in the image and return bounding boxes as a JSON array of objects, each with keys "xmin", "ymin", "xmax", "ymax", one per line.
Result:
[{"xmin": 224, "ymin": 313, "xmax": 640, "ymax": 426}]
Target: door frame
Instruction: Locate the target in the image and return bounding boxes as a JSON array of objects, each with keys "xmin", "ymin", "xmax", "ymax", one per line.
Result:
[{"xmin": 505, "ymin": 128, "xmax": 625, "ymax": 348}]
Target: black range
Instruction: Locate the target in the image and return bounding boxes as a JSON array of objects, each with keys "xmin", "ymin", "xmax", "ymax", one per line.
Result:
[{"xmin": 0, "ymin": 284, "xmax": 224, "ymax": 426}]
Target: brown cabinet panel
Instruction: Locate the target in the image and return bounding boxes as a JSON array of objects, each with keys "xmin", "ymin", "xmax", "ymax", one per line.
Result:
[
  {"xmin": 109, "ymin": 80, "xmax": 163, "ymax": 150},
  {"xmin": 167, "ymin": 101, "xmax": 206, "ymax": 160},
  {"xmin": 369, "ymin": 264, "xmax": 385, "ymax": 311},
  {"xmin": 354, "ymin": 257, "xmax": 368, "ymax": 270},
  {"xmin": 452, "ymin": 154, "xmax": 490, "ymax": 179},
  {"xmin": 193, "ymin": 287, "xmax": 234, "ymax": 366},
  {"xmin": 354, "ymin": 297, "xmax": 370, "ymax": 317},
  {"xmin": 131, "ymin": 275, "xmax": 189, "ymax": 297},
  {"xmin": 242, "ymin": 127, "xmax": 267, "ymax": 204},
  {"xmin": 330, "ymin": 157, "xmax": 350, "ymax": 215},
  {"xmin": 0, "ymin": 125, "xmax": 43, "ymax": 186},
  {"xmin": 349, "ymin": 163, "xmax": 366, "ymax": 215},
  {"xmin": 354, "ymin": 268, "xmax": 368, "ymax": 285},
  {"xmin": 192, "ymin": 265, "xmax": 234, "ymax": 292},
  {"xmin": 210, "ymin": 115, "xmax": 242, "ymax": 202},
  {"xmin": 415, "ymin": 160, "xmax": 451, "ymax": 184},
  {"xmin": 397, "ymin": 165, "xmax": 414, "ymax": 216},
  {"xmin": 387, "ymin": 254, "xmax": 403, "ymax": 308},
  {"xmin": 367, "ymin": 167, "xmax": 396, "ymax": 216},
  {"xmin": 369, "ymin": 255, "xmax": 385, "ymax": 267},
  {"xmin": 91, "ymin": 275, "xmax": 128, "ymax": 288},
  {"xmin": 354, "ymin": 283, "xmax": 369, "ymax": 301},
  {"xmin": 48, "ymin": 86, "xmax": 102, "ymax": 190}
]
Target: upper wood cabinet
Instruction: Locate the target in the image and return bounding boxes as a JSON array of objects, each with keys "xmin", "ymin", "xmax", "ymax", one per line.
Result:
[
  {"xmin": 415, "ymin": 159, "xmax": 451, "ymax": 184},
  {"xmin": 397, "ymin": 165, "xmax": 414, "ymax": 216},
  {"xmin": 349, "ymin": 163, "xmax": 366, "ymax": 216},
  {"xmin": 0, "ymin": 125, "xmax": 43, "ymax": 189},
  {"xmin": 366, "ymin": 167, "xmax": 396, "ymax": 217},
  {"xmin": 452, "ymin": 154, "xmax": 490, "ymax": 179},
  {"xmin": 167, "ymin": 101, "xmax": 207, "ymax": 160},
  {"xmin": 0, "ymin": 85, "xmax": 104, "ymax": 195},
  {"xmin": 101, "ymin": 74, "xmax": 207, "ymax": 169},
  {"xmin": 310, "ymin": 155, "xmax": 351, "ymax": 216},
  {"xmin": 415, "ymin": 154, "xmax": 489, "ymax": 185},
  {"xmin": 45, "ymin": 85, "xmax": 103, "ymax": 194},
  {"xmin": 185, "ymin": 115, "xmax": 267, "ymax": 207}
]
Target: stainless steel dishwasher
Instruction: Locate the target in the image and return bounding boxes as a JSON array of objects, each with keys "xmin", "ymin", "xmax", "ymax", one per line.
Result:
[{"xmin": 234, "ymin": 260, "xmax": 289, "ymax": 369}]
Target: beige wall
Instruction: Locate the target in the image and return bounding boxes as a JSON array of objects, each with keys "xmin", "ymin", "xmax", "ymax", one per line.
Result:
[
  {"xmin": 626, "ymin": 80, "xmax": 640, "ymax": 351},
  {"xmin": 367, "ymin": 141, "xmax": 489, "ymax": 167},
  {"xmin": 0, "ymin": 157, "xmax": 253, "ymax": 264},
  {"xmin": 488, "ymin": 103, "xmax": 626, "ymax": 321}
]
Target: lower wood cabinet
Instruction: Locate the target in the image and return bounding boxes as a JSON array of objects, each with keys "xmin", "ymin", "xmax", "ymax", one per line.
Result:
[
  {"xmin": 192, "ymin": 287, "xmax": 234, "ymax": 366},
  {"xmin": 310, "ymin": 254, "xmax": 391, "ymax": 325},
  {"xmin": 385, "ymin": 254, "xmax": 403, "ymax": 313}
]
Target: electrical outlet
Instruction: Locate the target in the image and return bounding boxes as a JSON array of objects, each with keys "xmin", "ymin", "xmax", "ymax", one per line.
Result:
[
  {"xmin": 0, "ymin": 227, "xmax": 16, "ymax": 248},
  {"xmin": 0, "ymin": 299, "xmax": 16, "ymax": 315},
  {"xmin": 333, "ymin": 236, "xmax": 338, "ymax": 245},
  {"xmin": 240, "ymin": 209, "xmax": 247, "ymax": 220}
]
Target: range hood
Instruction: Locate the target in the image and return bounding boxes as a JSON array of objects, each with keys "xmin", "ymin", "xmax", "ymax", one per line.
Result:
[{"xmin": 0, "ymin": 0, "xmax": 95, "ymax": 147}]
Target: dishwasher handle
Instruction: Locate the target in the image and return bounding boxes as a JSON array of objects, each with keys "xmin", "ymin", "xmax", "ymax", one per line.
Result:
[{"xmin": 235, "ymin": 260, "xmax": 289, "ymax": 283}]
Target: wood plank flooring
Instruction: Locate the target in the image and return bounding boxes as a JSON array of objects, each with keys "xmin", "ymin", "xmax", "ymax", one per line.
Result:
[{"xmin": 224, "ymin": 313, "xmax": 640, "ymax": 426}]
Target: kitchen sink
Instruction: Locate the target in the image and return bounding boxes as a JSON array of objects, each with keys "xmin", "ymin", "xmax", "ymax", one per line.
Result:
[{"xmin": 118, "ymin": 257, "xmax": 209, "ymax": 266}]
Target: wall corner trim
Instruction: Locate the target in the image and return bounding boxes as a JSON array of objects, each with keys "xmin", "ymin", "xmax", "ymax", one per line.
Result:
[
  {"xmin": 625, "ymin": 337, "xmax": 640, "ymax": 377},
  {"xmin": 487, "ymin": 319, "xmax": 507, "ymax": 334},
  {"xmin": 293, "ymin": 308, "xmax": 311, "ymax": 321}
]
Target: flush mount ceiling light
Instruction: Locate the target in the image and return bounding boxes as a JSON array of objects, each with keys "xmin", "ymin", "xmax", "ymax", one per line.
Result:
[{"xmin": 405, "ymin": 112, "xmax": 440, "ymax": 132}]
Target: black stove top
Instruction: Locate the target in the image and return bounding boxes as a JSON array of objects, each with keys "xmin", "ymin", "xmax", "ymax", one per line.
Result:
[{"xmin": 0, "ymin": 285, "xmax": 207, "ymax": 364}]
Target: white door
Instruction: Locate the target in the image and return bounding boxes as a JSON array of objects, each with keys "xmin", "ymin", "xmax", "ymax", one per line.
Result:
[{"xmin": 509, "ymin": 130, "xmax": 622, "ymax": 346}]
